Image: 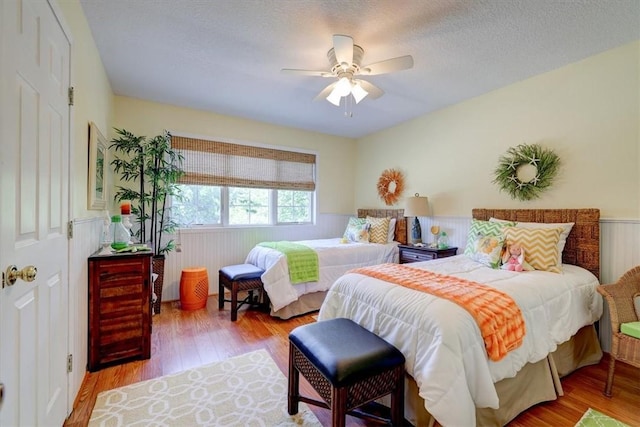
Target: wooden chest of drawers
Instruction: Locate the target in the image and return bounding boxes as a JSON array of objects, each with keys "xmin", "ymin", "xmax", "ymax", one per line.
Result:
[{"xmin": 88, "ymin": 251, "xmax": 152, "ymax": 371}]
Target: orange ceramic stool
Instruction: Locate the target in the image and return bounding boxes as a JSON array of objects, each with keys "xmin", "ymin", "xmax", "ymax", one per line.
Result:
[{"xmin": 179, "ymin": 267, "xmax": 209, "ymax": 310}]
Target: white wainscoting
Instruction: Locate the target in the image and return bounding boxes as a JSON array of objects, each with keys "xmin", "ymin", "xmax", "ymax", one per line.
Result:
[
  {"xmin": 161, "ymin": 214, "xmax": 639, "ymax": 352},
  {"xmin": 64, "ymin": 213, "xmax": 638, "ymax": 410},
  {"xmin": 68, "ymin": 216, "xmax": 103, "ymax": 409},
  {"xmin": 598, "ymin": 219, "xmax": 640, "ymax": 352},
  {"xmin": 162, "ymin": 213, "xmax": 350, "ymax": 302}
]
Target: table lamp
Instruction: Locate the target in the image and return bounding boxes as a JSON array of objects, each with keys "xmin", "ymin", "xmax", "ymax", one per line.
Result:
[{"xmin": 404, "ymin": 193, "xmax": 429, "ymax": 245}]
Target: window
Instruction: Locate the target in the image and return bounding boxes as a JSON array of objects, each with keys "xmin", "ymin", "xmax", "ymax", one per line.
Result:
[
  {"xmin": 171, "ymin": 135, "xmax": 315, "ymax": 227},
  {"xmin": 229, "ymin": 187, "xmax": 269, "ymax": 225},
  {"xmin": 172, "ymin": 184, "xmax": 221, "ymax": 226},
  {"xmin": 278, "ymin": 190, "xmax": 312, "ymax": 223}
]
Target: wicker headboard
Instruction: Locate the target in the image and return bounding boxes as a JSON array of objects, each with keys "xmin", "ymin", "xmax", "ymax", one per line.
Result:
[
  {"xmin": 357, "ymin": 209, "xmax": 407, "ymax": 245},
  {"xmin": 472, "ymin": 208, "xmax": 600, "ymax": 279}
]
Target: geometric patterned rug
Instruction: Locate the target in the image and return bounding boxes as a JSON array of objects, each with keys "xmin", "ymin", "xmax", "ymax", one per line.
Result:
[
  {"xmin": 88, "ymin": 349, "xmax": 322, "ymax": 426},
  {"xmin": 574, "ymin": 408, "xmax": 630, "ymax": 427}
]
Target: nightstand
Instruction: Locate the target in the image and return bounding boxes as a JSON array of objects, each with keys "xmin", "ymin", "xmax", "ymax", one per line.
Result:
[
  {"xmin": 398, "ymin": 245, "xmax": 458, "ymax": 264},
  {"xmin": 88, "ymin": 250, "xmax": 152, "ymax": 371}
]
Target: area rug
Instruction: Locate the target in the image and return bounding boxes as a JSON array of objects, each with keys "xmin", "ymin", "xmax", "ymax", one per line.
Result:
[
  {"xmin": 88, "ymin": 349, "xmax": 322, "ymax": 426},
  {"xmin": 575, "ymin": 408, "xmax": 630, "ymax": 427}
]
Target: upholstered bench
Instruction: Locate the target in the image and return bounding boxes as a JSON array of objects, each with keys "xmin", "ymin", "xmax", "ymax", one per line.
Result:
[
  {"xmin": 288, "ymin": 318, "xmax": 405, "ymax": 427},
  {"xmin": 218, "ymin": 263, "xmax": 268, "ymax": 321}
]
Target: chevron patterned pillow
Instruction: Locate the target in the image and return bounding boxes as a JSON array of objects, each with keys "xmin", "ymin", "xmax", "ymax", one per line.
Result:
[
  {"xmin": 503, "ymin": 227, "xmax": 563, "ymax": 273},
  {"xmin": 366, "ymin": 216, "xmax": 391, "ymax": 244}
]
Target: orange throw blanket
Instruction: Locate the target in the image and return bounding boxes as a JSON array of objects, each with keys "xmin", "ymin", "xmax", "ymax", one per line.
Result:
[{"xmin": 350, "ymin": 263, "xmax": 525, "ymax": 361}]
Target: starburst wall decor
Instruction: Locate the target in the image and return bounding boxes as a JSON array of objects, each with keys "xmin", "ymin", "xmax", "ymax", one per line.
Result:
[
  {"xmin": 493, "ymin": 143, "xmax": 560, "ymax": 201},
  {"xmin": 377, "ymin": 168, "xmax": 405, "ymax": 206}
]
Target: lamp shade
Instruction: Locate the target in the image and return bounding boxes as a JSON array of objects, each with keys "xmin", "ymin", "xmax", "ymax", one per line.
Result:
[
  {"xmin": 404, "ymin": 194, "xmax": 429, "ymax": 217},
  {"xmin": 351, "ymin": 82, "xmax": 368, "ymax": 104}
]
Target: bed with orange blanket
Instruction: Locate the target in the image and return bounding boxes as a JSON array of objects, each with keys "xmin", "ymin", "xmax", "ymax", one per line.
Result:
[{"xmin": 318, "ymin": 208, "xmax": 603, "ymax": 426}]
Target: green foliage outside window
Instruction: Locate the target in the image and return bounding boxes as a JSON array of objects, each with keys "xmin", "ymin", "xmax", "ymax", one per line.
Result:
[{"xmin": 172, "ymin": 186, "xmax": 312, "ymax": 226}]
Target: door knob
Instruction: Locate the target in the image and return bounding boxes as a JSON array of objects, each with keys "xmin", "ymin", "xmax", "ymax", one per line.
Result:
[{"xmin": 3, "ymin": 265, "xmax": 38, "ymax": 287}]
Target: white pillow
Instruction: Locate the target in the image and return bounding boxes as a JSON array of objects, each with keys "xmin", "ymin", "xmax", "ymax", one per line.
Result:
[
  {"xmin": 489, "ymin": 217, "xmax": 574, "ymax": 258},
  {"xmin": 387, "ymin": 218, "xmax": 397, "ymax": 243}
]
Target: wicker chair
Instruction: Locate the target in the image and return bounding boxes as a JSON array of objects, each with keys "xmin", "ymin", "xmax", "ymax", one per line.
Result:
[{"xmin": 597, "ymin": 266, "xmax": 640, "ymax": 397}]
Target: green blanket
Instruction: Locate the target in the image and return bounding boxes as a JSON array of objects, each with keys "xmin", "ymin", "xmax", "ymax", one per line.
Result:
[{"xmin": 258, "ymin": 241, "xmax": 319, "ymax": 284}]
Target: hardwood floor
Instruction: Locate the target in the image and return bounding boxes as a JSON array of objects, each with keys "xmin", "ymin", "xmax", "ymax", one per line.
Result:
[{"xmin": 65, "ymin": 296, "xmax": 640, "ymax": 427}]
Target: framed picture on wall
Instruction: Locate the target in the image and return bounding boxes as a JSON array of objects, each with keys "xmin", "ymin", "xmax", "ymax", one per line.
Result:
[{"xmin": 88, "ymin": 121, "xmax": 107, "ymax": 210}]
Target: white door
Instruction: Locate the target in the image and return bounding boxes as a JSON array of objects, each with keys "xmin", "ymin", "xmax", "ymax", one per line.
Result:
[{"xmin": 0, "ymin": 0, "xmax": 71, "ymax": 425}]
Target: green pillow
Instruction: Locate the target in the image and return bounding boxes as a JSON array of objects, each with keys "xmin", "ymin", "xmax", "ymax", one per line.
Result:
[
  {"xmin": 620, "ymin": 321, "xmax": 640, "ymax": 339},
  {"xmin": 464, "ymin": 219, "xmax": 515, "ymax": 256}
]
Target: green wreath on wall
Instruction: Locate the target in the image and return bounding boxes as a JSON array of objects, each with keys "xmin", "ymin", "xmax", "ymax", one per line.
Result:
[{"xmin": 493, "ymin": 143, "xmax": 560, "ymax": 201}]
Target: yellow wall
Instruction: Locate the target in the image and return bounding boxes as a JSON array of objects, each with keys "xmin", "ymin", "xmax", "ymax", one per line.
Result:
[
  {"xmin": 58, "ymin": 0, "xmax": 115, "ymax": 219},
  {"xmin": 55, "ymin": 0, "xmax": 640, "ymax": 221},
  {"xmin": 112, "ymin": 96, "xmax": 358, "ymax": 215},
  {"xmin": 355, "ymin": 41, "xmax": 640, "ymax": 219}
]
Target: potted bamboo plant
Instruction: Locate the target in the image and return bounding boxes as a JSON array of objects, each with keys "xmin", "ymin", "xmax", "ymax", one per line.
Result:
[{"xmin": 110, "ymin": 128, "xmax": 184, "ymax": 313}]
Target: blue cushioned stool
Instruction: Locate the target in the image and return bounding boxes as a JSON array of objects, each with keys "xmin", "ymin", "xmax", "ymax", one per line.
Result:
[
  {"xmin": 218, "ymin": 264, "xmax": 267, "ymax": 321},
  {"xmin": 288, "ymin": 318, "xmax": 405, "ymax": 427}
]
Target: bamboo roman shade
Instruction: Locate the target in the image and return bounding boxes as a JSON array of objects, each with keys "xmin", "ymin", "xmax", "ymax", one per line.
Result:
[{"xmin": 172, "ymin": 136, "xmax": 316, "ymax": 191}]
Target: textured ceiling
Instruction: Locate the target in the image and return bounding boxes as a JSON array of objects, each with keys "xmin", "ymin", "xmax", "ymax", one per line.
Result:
[{"xmin": 79, "ymin": 0, "xmax": 640, "ymax": 138}]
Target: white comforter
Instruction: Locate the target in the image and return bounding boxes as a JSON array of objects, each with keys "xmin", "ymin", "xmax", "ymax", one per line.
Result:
[
  {"xmin": 245, "ymin": 238, "xmax": 398, "ymax": 312},
  {"xmin": 318, "ymin": 255, "xmax": 602, "ymax": 427}
]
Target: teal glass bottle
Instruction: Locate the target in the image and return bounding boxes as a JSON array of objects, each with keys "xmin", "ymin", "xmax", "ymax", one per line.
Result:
[{"xmin": 438, "ymin": 231, "xmax": 448, "ymax": 249}]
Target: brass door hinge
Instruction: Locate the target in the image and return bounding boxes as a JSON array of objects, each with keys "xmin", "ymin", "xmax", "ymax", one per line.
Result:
[{"xmin": 68, "ymin": 87, "xmax": 74, "ymax": 106}]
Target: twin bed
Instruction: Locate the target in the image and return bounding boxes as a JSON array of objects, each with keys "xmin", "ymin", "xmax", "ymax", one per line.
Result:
[
  {"xmin": 319, "ymin": 208, "xmax": 603, "ymax": 426},
  {"xmin": 245, "ymin": 207, "xmax": 603, "ymax": 426},
  {"xmin": 245, "ymin": 209, "xmax": 406, "ymax": 319}
]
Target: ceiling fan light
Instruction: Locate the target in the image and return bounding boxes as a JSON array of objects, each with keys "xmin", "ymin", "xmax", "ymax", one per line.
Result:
[
  {"xmin": 351, "ymin": 82, "xmax": 368, "ymax": 104},
  {"xmin": 335, "ymin": 77, "xmax": 352, "ymax": 97},
  {"xmin": 326, "ymin": 89, "xmax": 342, "ymax": 106}
]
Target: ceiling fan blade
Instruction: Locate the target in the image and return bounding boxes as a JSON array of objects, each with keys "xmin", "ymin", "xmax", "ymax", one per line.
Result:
[
  {"xmin": 313, "ymin": 81, "xmax": 338, "ymax": 102},
  {"xmin": 333, "ymin": 34, "xmax": 353, "ymax": 66},
  {"xmin": 281, "ymin": 68, "xmax": 333, "ymax": 77},
  {"xmin": 360, "ymin": 55, "xmax": 414, "ymax": 75},
  {"xmin": 356, "ymin": 79, "xmax": 384, "ymax": 99}
]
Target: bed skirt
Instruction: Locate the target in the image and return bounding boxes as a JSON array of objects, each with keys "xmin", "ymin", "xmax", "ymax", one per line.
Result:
[
  {"xmin": 381, "ymin": 324, "xmax": 602, "ymax": 427},
  {"xmin": 269, "ymin": 291, "xmax": 327, "ymax": 319}
]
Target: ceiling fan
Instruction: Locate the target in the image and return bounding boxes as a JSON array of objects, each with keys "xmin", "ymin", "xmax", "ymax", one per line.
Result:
[{"xmin": 282, "ymin": 34, "xmax": 414, "ymax": 106}]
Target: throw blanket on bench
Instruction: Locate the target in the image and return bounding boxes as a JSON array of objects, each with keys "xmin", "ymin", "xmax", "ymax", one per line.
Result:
[
  {"xmin": 350, "ymin": 263, "xmax": 525, "ymax": 361},
  {"xmin": 258, "ymin": 241, "xmax": 319, "ymax": 284}
]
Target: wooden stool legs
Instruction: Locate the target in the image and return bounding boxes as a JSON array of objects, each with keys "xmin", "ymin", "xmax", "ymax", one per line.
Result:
[{"xmin": 288, "ymin": 341, "xmax": 405, "ymax": 427}]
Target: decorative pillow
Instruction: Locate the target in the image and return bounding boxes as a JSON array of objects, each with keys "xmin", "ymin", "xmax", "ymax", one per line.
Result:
[
  {"xmin": 464, "ymin": 219, "xmax": 515, "ymax": 256},
  {"xmin": 620, "ymin": 322, "xmax": 640, "ymax": 339},
  {"xmin": 468, "ymin": 234, "xmax": 505, "ymax": 269},
  {"xmin": 490, "ymin": 218, "xmax": 574, "ymax": 257},
  {"xmin": 502, "ymin": 227, "xmax": 563, "ymax": 273},
  {"xmin": 387, "ymin": 218, "xmax": 397, "ymax": 243},
  {"xmin": 634, "ymin": 292, "xmax": 640, "ymax": 320},
  {"xmin": 345, "ymin": 223, "xmax": 370, "ymax": 243},
  {"xmin": 343, "ymin": 217, "xmax": 366, "ymax": 239},
  {"xmin": 366, "ymin": 216, "xmax": 391, "ymax": 244}
]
